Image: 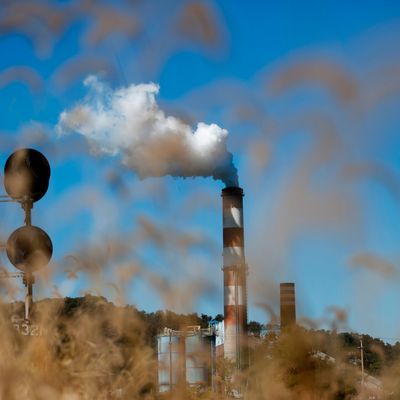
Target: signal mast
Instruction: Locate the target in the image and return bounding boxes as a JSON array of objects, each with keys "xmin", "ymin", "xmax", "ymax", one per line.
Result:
[{"xmin": 0, "ymin": 148, "xmax": 52, "ymax": 322}]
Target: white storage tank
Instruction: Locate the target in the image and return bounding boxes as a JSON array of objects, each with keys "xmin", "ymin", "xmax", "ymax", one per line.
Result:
[
  {"xmin": 157, "ymin": 329, "xmax": 185, "ymax": 392},
  {"xmin": 157, "ymin": 326, "xmax": 215, "ymax": 392}
]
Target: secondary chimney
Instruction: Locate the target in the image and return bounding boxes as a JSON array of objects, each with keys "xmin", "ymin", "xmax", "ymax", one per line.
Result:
[
  {"xmin": 280, "ymin": 282, "xmax": 296, "ymax": 329},
  {"xmin": 222, "ymin": 186, "xmax": 248, "ymax": 369}
]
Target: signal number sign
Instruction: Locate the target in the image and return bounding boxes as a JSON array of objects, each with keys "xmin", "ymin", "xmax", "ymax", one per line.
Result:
[{"xmin": 11, "ymin": 315, "xmax": 44, "ymax": 336}]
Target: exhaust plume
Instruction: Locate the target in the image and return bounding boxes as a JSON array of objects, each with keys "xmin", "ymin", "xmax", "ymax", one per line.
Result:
[{"xmin": 56, "ymin": 75, "xmax": 238, "ymax": 186}]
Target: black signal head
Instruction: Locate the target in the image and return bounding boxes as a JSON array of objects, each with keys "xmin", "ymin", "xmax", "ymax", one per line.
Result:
[
  {"xmin": 4, "ymin": 148, "xmax": 50, "ymax": 202},
  {"xmin": 6, "ymin": 225, "xmax": 53, "ymax": 272}
]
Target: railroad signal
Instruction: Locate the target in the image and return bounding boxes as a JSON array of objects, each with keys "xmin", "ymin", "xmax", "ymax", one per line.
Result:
[{"xmin": 1, "ymin": 148, "xmax": 52, "ymax": 323}]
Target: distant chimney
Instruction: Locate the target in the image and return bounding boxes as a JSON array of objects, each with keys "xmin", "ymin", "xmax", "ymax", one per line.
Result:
[
  {"xmin": 222, "ymin": 186, "xmax": 248, "ymax": 369},
  {"xmin": 280, "ymin": 283, "xmax": 296, "ymax": 329}
]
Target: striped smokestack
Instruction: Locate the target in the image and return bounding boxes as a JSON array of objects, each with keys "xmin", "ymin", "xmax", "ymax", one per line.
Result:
[
  {"xmin": 280, "ymin": 282, "xmax": 296, "ymax": 330},
  {"xmin": 222, "ymin": 186, "xmax": 248, "ymax": 369}
]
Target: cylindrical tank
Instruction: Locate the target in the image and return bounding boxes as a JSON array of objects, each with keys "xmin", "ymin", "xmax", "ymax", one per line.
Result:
[
  {"xmin": 280, "ymin": 282, "xmax": 296, "ymax": 329},
  {"xmin": 185, "ymin": 333, "xmax": 212, "ymax": 387},
  {"xmin": 157, "ymin": 329, "xmax": 214, "ymax": 392},
  {"xmin": 222, "ymin": 186, "xmax": 248, "ymax": 369},
  {"xmin": 157, "ymin": 331, "xmax": 185, "ymax": 392}
]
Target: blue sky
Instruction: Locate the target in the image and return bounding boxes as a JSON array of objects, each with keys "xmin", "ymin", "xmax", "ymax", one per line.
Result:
[{"xmin": 1, "ymin": 0, "xmax": 400, "ymax": 341}]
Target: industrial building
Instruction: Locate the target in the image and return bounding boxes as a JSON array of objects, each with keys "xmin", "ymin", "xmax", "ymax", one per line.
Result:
[{"xmin": 156, "ymin": 184, "xmax": 298, "ymax": 392}]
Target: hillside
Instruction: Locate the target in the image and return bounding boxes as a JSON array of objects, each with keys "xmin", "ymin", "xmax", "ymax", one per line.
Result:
[{"xmin": 1, "ymin": 295, "xmax": 400, "ymax": 399}]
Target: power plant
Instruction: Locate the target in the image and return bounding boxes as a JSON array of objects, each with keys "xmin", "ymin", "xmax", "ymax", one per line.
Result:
[
  {"xmin": 155, "ymin": 186, "xmax": 299, "ymax": 392},
  {"xmin": 156, "ymin": 186, "xmax": 250, "ymax": 392}
]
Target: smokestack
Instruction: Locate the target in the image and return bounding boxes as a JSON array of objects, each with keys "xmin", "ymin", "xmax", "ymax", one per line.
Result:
[
  {"xmin": 222, "ymin": 186, "xmax": 248, "ymax": 369},
  {"xmin": 280, "ymin": 282, "xmax": 296, "ymax": 329}
]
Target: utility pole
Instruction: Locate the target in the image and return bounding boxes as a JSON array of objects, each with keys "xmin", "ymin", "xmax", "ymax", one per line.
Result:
[{"xmin": 359, "ymin": 338, "xmax": 365, "ymax": 388}]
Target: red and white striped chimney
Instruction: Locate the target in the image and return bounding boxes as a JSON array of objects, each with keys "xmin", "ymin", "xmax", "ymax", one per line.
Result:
[{"xmin": 222, "ymin": 186, "xmax": 248, "ymax": 369}]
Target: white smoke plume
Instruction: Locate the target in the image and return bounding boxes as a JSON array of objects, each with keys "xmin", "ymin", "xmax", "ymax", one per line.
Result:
[{"xmin": 56, "ymin": 75, "xmax": 238, "ymax": 186}]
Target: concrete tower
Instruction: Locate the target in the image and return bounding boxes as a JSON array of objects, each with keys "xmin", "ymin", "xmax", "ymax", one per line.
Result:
[
  {"xmin": 222, "ymin": 186, "xmax": 248, "ymax": 369},
  {"xmin": 280, "ymin": 282, "xmax": 296, "ymax": 329}
]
